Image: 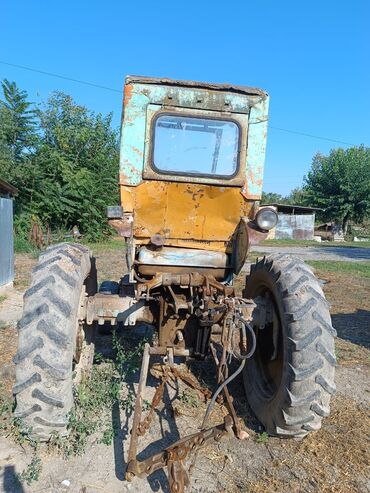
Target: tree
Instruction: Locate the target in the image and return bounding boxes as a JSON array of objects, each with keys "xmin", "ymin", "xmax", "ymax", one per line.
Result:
[
  {"xmin": 261, "ymin": 191, "xmax": 286, "ymax": 204},
  {"xmin": 28, "ymin": 92, "xmax": 119, "ymax": 240},
  {"xmin": 285, "ymin": 187, "xmax": 308, "ymax": 206},
  {"xmin": 0, "ymin": 81, "xmax": 120, "ymax": 241},
  {"xmin": 304, "ymin": 146, "xmax": 370, "ymax": 233},
  {"xmin": 0, "ymin": 79, "xmax": 37, "ymax": 165}
]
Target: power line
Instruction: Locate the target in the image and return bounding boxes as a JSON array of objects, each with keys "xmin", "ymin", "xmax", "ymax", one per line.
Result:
[
  {"xmin": 268, "ymin": 125, "xmax": 357, "ymax": 147},
  {"xmin": 0, "ymin": 60, "xmax": 364, "ymax": 147},
  {"xmin": 0, "ymin": 60, "xmax": 122, "ymax": 93}
]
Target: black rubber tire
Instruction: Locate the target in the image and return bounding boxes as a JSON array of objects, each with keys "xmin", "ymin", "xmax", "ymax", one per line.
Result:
[
  {"xmin": 13, "ymin": 243, "xmax": 96, "ymax": 440},
  {"xmin": 243, "ymin": 254, "xmax": 336, "ymax": 438}
]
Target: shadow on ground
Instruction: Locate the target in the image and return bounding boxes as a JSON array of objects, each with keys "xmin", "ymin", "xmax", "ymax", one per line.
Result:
[
  {"xmin": 332, "ymin": 310, "xmax": 370, "ymax": 349},
  {"xmin": 2, "ymin": 465, "xmax": 25, "ymax": 493},
  {"xmin": 96, "ymin": 324, "xmax": 261, "ymax": 492}
]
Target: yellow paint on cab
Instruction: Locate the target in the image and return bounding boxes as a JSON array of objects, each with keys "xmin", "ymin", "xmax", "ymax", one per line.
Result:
[{"xmin": 120, "ymin": 181, "xmax": 254, "ymax": 253}]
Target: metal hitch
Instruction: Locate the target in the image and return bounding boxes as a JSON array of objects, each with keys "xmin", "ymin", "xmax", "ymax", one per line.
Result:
[{"xmin": 125, "ymin": 336, "xmax": 252, "ymax": 493}]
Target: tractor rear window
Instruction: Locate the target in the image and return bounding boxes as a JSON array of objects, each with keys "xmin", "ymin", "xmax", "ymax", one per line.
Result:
[{"xmin": 152, "ymin": 114, "xmax": 240, "ymax": 178}]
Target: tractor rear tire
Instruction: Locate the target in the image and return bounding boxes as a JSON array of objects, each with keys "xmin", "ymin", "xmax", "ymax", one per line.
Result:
[
  {"xmin": 243, "ymin": 254, "xmax": 336, "ymax": 438},
  {"xmin": 13, "ymin": 243, "xmax": 97, "ymax": 440}
]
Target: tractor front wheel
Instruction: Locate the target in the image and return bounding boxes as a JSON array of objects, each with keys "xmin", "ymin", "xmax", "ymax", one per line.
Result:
[
  {"xmin": 243, "ymin": 254, "xmax": 336, "ymax": 438},
  {"xmin": 13, "ymin": 243, "xmax": 97, "ymax": 440}
]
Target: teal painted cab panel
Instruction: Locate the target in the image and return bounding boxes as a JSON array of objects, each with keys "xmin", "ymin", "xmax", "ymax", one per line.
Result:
[{"xmin": 120, "ymin": 76, "xmax": 269, "ymax": 198}]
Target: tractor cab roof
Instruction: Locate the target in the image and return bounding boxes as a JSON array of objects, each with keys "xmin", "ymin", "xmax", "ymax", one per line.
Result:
[{"xmin": 125, "ymin": 75, "xmax": 268, "ymax": 99}]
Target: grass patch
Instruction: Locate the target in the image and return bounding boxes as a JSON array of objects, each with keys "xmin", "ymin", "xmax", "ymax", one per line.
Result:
[
  {"xmin": 16, "ymin": 454, "xmax": 42, "ymax": 485},
  {"xmin": 49, "ymin": 332, "xmax": 144, "ymax": 458},
  {"xmin": 263, "ymin": 239, "xmax": 370, "ymax": 248},
  {"xmin": 263, "ymin": 239, "xmax": 319, "ymax": 247},
  {"xmin": 0, "ymin": 295, "xmax": 6, "ymax": 305},
  {"xmin": 257, "ymin": 431, "xmax": 269, "ymax": 444},
  {"xmin": 14, "ymin": 234, "xmax": 125, "ymax": 256},
  {"xmin": 179, "ymin": 389, "xmax": 199, "ymax": 408},
  {"xmin": 14, "ymin": 235, "xmax": 39, "ymax": 254},
  {"xmin": 84, "ymin": 237, "xmax": 126, "ymax": 253},
  {"xmin": 307, "ymin": 260, "xmax": 370, "ymax": 279}
]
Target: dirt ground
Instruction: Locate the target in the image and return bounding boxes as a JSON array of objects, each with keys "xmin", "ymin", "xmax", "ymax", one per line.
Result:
[{"xmin": 0, "ymin": 246, "xmax": 369, "ymax": 493}]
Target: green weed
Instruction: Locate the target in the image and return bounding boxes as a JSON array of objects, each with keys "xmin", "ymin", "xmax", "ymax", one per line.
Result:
[
  {"xmin": 84, "ymin": 237, "xmax": 126, "ymax": 253},
  {"xmin": 142, "ymin": 399, "xmax": 152, "ymax": 412},
  {"xmin": 257, "ymin": 431, "xmax": 269, "ymax": 444},
  {"xmin": 13, "ymin": 235, "xmax": 39, "ymax": 254},
  {"xmin": 50, "ymin": 332, "xmax": 145, "ymax": 458},
  {"xmin": 0, "ymin": 335, "xmax": 145, "ymax": 484},
  {"xmin": 99, "ymin": 424, "xmax": 116, "ymax": 445},
  {"xmin": 16, "ymin": 452, "xmax": 42, "ymax": 485},
  {"xmin": 179, "ymin": 390, "xmax": 199, "ymax": 408}
]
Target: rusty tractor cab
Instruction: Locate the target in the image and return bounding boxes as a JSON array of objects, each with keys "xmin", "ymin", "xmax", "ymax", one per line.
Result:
[{"xmin": 14, "ymin": 77, "xmax": 336, "ymax": 493}]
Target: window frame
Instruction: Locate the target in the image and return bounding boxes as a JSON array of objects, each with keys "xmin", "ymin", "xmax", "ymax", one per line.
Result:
[{"xmin": 150, "ymin": 111, "xmax": 242, "ymax": 181}]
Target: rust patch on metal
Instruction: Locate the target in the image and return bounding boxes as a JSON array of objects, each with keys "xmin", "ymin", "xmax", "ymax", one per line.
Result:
[
  {"xmin": 108, "ymin": 219, "xmax": 132, "ymax": 238},
  {"xmin": 124, "ymin": 83, "xmax": 134, "ymax": 107},
  {"xmin": 131, "ymin": 146, "xmax": 143, "ymax": 157}
]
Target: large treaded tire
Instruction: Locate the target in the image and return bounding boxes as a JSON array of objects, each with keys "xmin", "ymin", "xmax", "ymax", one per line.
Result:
[
  {"xmin": 243, "ymin": 254, "xmax": 336, "ymax": 438},
  {"xmin": 13, "ymin": 243, "xmax": 95, "ymax": 440}
]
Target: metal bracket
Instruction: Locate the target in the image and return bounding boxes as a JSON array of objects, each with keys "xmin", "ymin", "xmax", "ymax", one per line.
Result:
[{"xmin": 125, "ymin": 340, "xmax": 248, "ymax": 492}]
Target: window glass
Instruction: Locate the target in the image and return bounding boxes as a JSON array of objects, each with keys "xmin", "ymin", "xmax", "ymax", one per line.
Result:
[{"xmin": 153, "ymin": 114, "xmax": 239, "ymax": 177}]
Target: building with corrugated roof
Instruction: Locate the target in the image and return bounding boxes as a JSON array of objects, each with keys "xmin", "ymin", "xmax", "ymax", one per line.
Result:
[{"xmin": 262, "ymin": 203, "xmax": 323, "ymax": 240}]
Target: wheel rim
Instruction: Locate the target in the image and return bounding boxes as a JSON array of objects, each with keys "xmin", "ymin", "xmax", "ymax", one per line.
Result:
[
  {"xmin": 252, "ymin": 288, "xmax": 284, "ymax": 401},
  {"xmin": 73, "ymin": 284, "xmax": 95, "ymax": 384}
]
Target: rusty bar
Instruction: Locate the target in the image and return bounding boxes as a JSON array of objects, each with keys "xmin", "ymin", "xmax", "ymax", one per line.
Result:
[
  {"xmin": 126, "ymin": 342, "xmax": 151, "ymax": 480},
  {"xmin": 127, "ymin": 415, "xmax": 233, "ymax": 480}
]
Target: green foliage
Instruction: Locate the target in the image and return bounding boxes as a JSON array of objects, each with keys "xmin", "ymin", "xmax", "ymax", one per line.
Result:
[
  {"xmin": 50, "ymin": 333, "xmax": 145, "ymax": 457},
  {"xmin": 99, "ymin": 424, "xmax": 116, "ymax": 445},
  {"xmin": 179, "ymin": 389, "xmax": 199, "ymax": 408},
  {"xmin": 14, "ymin": 235, "xmax": 39, "ymax": 254},
  {"xmin": 0, "ymin": 79, "xmax": 38, "ymax": 168},
  {"xmin": 16, "ymin": 453, "xmax": 42, "ymax": 486},
  {"xmin": 286, "ymin": 186, "xmax": 308, "ymax": 205},
  {"xmin": 304, "ymin": 147, "xmax": 370, "ymax": 231},
  {"xmin": 261, "ymin": 187, "xmax": 308, "ymax": 206},
  {"xmin": 83, "ymin": 237, "xmax": 125, "ymax": 252},
  {"xmin": 257, "ymin": 431, "xmax": 269, "ymax": 444},
  {"xmin": 306, "ymin": 260, "xmax": 370, "ymax": 279},
  {"xmin": 261, "ymin": 191, "xmax": 286, "ymax": 204},
  {"xmin": 0, "ymin": 80, "xmax": 120, "ymax": 242}
]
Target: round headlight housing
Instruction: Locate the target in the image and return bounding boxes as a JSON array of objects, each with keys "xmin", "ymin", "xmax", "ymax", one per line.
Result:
[{"xmin": 256, "ymin": 207, "xmax": 278, "ymax": 231}]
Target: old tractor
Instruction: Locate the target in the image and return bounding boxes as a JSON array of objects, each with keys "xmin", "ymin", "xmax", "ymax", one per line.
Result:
[{"xmin": 13, "ymin": 76, "xmax": 336, "ymax": 491}]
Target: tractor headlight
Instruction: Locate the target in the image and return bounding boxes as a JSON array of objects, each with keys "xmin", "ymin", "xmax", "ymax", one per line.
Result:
[{"xmin": 256, "ymin": 207, "xmax": 278, "ymax": 231}]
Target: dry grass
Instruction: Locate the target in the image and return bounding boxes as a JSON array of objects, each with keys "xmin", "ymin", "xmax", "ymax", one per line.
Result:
[
  {"xmin": 0, "ymin": 326, "xmax": 17, "ymax": 394},
  {"xmin": 315, "ymin": 268, "xmax": 370, "ymax": 366},
  {"xmin": 243, "ymin": 396, "xmax": 370, "ymax": 493},
  {"xmin": 14, "ymin": 253, "xmax": 37, "ymax": 290},
  {"xmin": 13, "ymin": 241, "xmax": 126, "ymax": 290}
]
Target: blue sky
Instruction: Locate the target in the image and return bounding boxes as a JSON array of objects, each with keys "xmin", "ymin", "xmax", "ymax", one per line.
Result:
[{"xmin": 1, "ymin": 0, "xmax": 369, "ymax": 195}]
